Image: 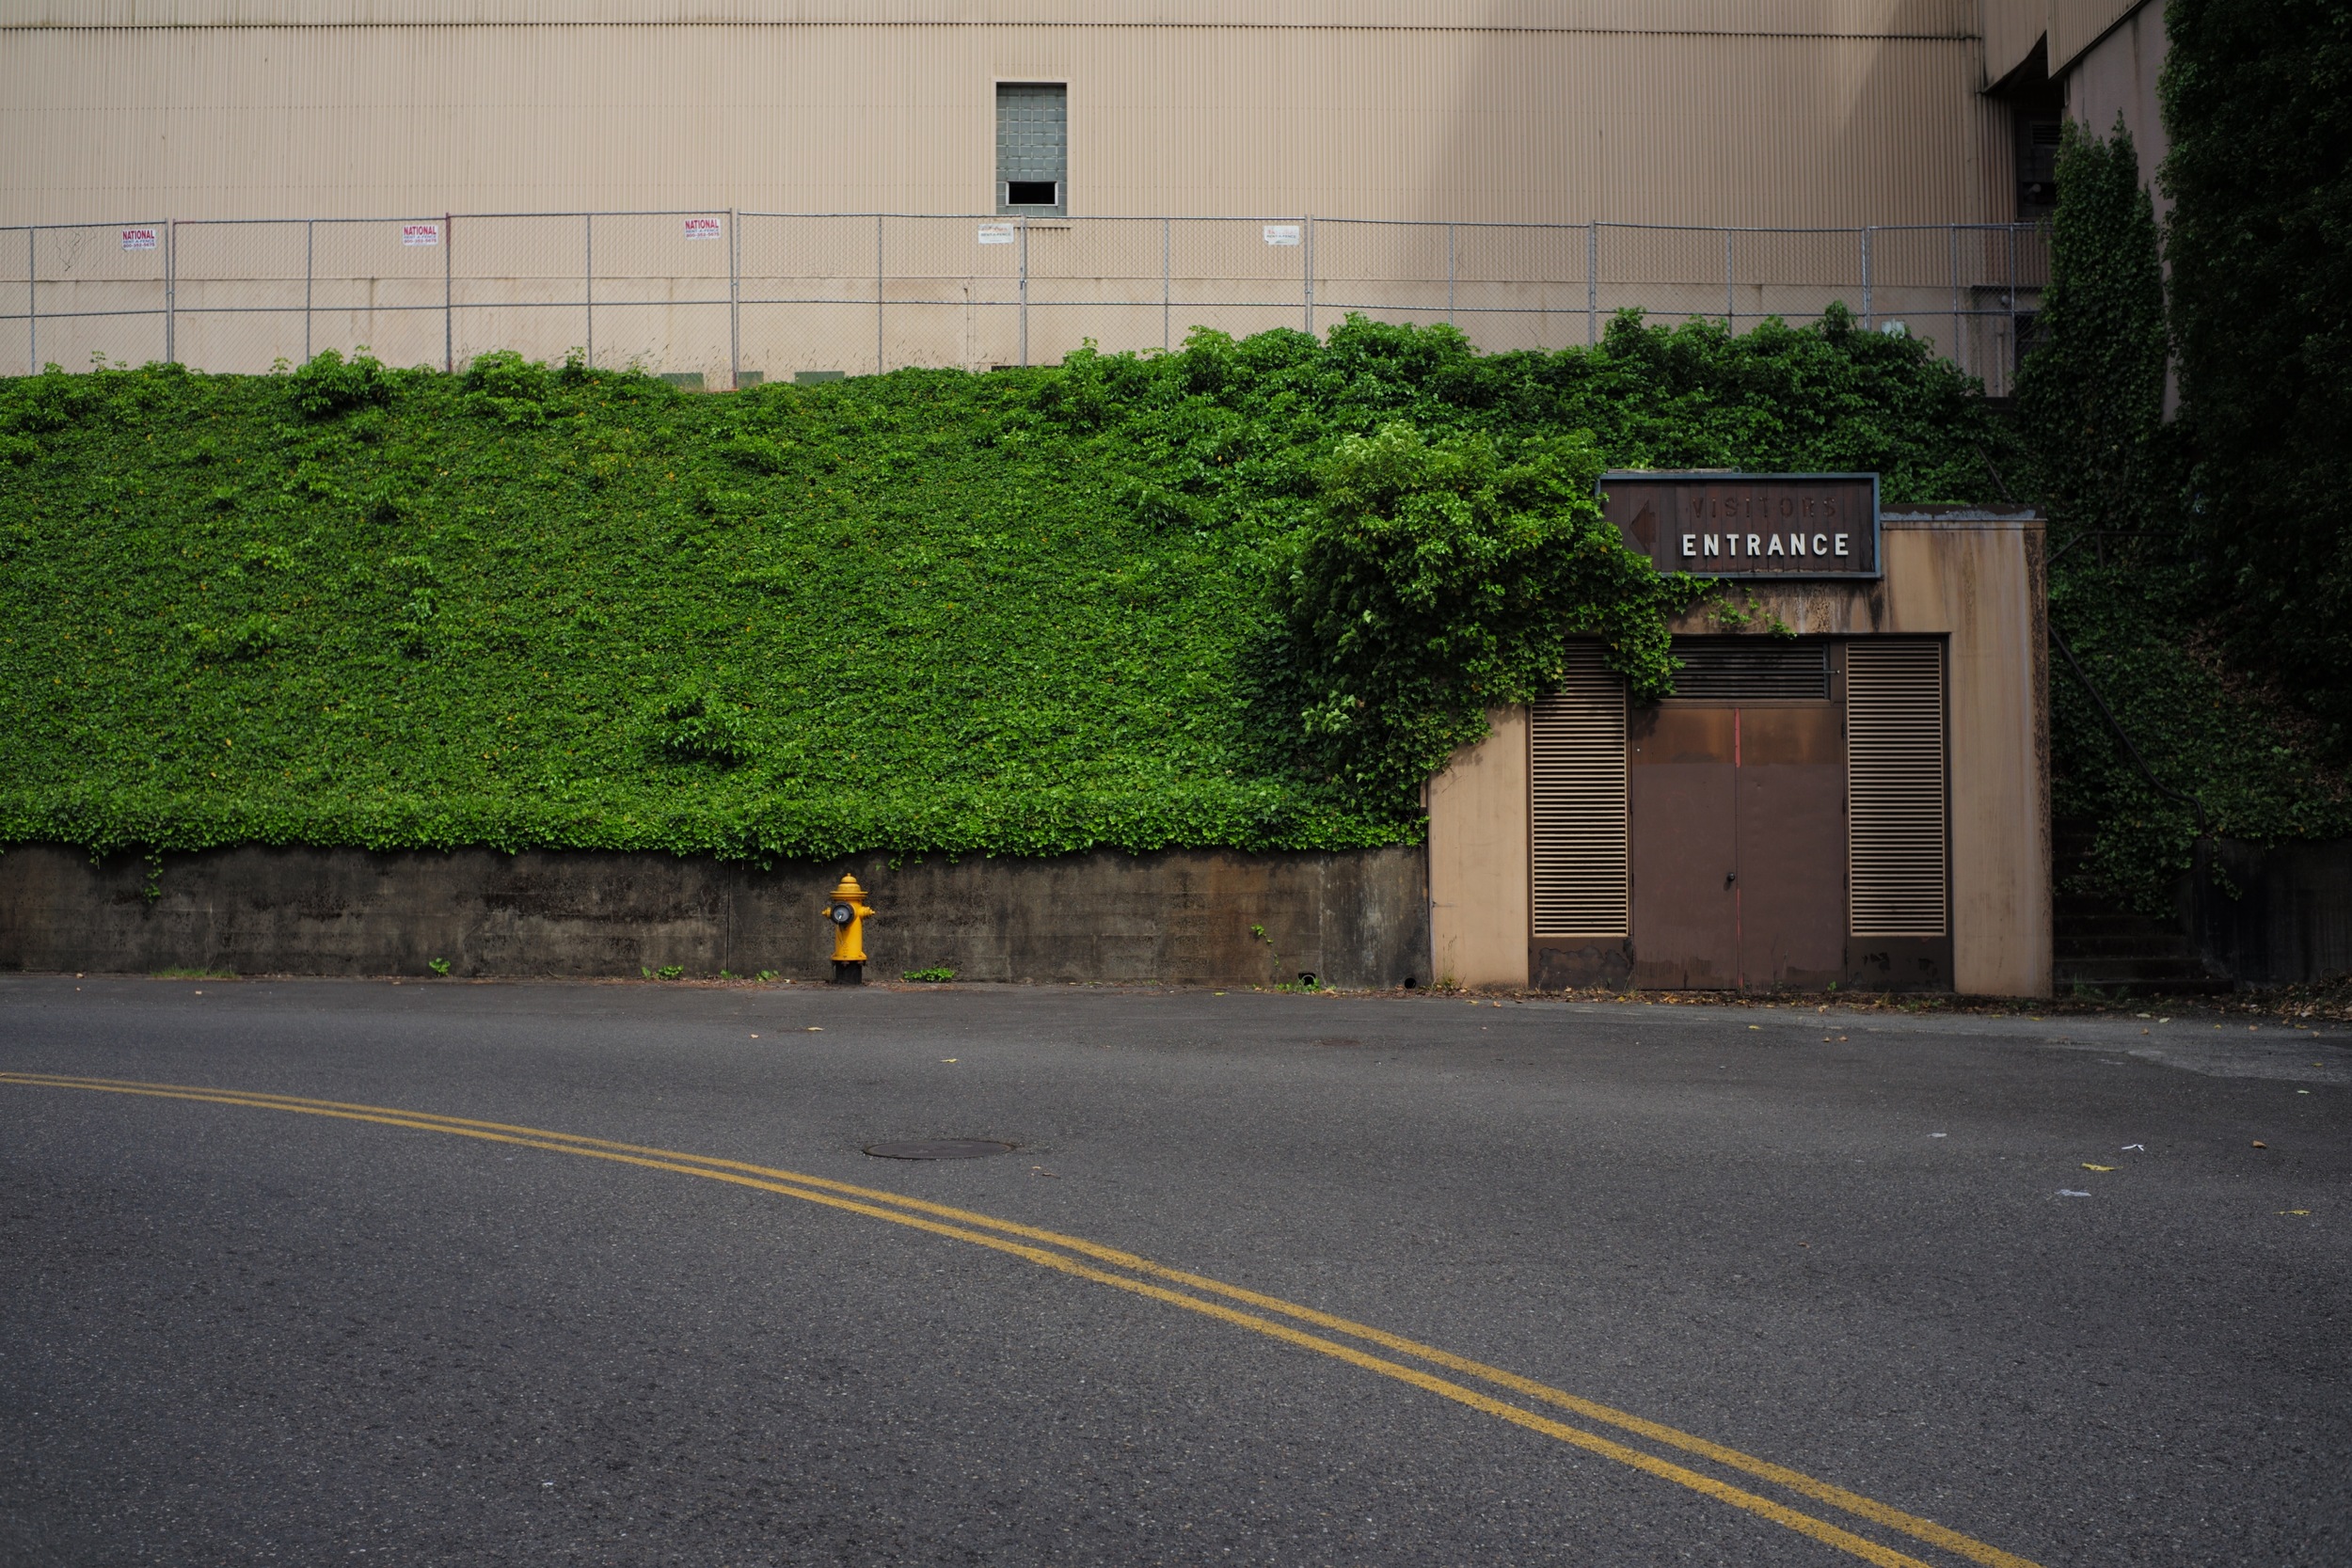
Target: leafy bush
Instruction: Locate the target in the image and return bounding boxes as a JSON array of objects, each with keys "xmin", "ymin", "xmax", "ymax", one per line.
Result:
[
  {"xmin": 385, "ymin": 555, "xmax": 438, "ymax": 657},
  {"xmin": 648, "ymin": 689, "xmax": 755, "ymax": 768},
  {"xmin": 901, "ymin": 967, "xmax": 957, "ymax": 982},
  {"xmin": 464, "ymin": 349, "xmax": 554, "ymax": 425},
  {"xmin": 288, "ymin": 349, "xmax": 393, "ymax": 419},
  {"xmin": 0, "ymin": 324, "xmax": 2010, "ymax": 863},
  {"xmin": 1266, "ymin": 422, "xmax": 1701, "ymax": 815}
]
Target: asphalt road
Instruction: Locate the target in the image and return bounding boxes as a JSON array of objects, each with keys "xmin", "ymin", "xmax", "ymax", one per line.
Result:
[{"xmin": 3, "ymin": 977, "xmax": 2347, "ymax": 1567}]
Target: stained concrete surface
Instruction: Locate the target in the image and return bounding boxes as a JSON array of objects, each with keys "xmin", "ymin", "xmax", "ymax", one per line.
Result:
[{"xmin": 0, "ymin": 843, "xmax": 1428, "ymax": 990}]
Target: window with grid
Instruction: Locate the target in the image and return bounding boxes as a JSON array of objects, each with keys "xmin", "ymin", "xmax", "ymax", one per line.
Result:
[{"xmin": 997, "ymin": 83, "xmax": 1067, "ymax": 216}]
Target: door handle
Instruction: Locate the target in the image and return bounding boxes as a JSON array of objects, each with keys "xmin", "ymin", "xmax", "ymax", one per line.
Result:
[{"xmin": 1724, "ymin": 871, "xmax": 1738, "ymax": 889}]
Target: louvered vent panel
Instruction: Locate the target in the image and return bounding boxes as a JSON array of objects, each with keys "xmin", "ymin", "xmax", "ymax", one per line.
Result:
[
  {"xmin": 1530, "ymin": 645, "xmax": 1629, "ymax": 937},
  {"xmin": 1669, "ymin": 639, "xmax": 1830, "ymax": 701},
  {"xmin": 1847, "ymin": 641, "xmax": 1948, "ymax": 936}
]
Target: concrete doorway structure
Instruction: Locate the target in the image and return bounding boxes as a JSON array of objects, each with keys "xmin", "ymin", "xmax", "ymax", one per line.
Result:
[{"xmin": 1427, "ymin": 486, "xmax": 2047, "ymax": 997}]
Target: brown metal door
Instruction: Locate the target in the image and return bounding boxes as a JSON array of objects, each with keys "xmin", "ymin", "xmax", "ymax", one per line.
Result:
[
  {"xmin": 1628, "ymin": 707, "xmax": 1737, "ymax": 988},
  {"xmin": 1734, "ymin": 707, "xmax": 1849, "ymax": 988}
]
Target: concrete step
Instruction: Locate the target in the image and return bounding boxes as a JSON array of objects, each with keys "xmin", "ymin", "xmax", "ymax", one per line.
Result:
[
  {"xmin": 2052, "ymin": 972, "xmax": 2236, "ymax": 996},
  {"xmin": 2053, "ymin": 894, "xmax": 2169, "ymax": 915},
  {"xmin": 2053, "ymin": 913, "xmax": 2195, "ymax": 939},
  {"xmin": 2054, "ymin": 954, "xmax": 2230, "ymax": 983},
  {"xmin": 2060, "ymin": 940, "xmax": 2201, "ymax": 963}
]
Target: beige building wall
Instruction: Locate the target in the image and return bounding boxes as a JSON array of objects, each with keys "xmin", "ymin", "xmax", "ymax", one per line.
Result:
[
  {"xmin": 1424, "ymin": 511, "xmax": 2051, "ymax": 997},
  {"xmin": 0, "ymin": 3, "xmax": 1997, "ymax": 229},
  {"xmin": 1984, "ymin": 0, "xmax": 2147, "ymax": 84},
  {"xmin": 1426, "ymin": 706, "xmax": 1530, "ymax": 991}
]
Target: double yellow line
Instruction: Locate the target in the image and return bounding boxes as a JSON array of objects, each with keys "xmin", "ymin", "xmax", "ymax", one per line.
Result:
[{"xmin": 2, "ymin": 1070, "xmax": 2039, "ymax": 1568}]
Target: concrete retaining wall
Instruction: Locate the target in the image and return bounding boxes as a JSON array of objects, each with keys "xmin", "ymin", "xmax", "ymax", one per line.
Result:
[
  {"xmin": 0, "ymin": 843, "xmax": 1430, "ymax": 989},
  {"xmin": 2186, "ymin": 837, "xmax": 2352, "ymax": 987}
]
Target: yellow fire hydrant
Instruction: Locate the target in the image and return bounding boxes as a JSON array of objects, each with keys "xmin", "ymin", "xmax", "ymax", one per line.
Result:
[{"xmin": 825, "ymin": 874, "xmax": 875, "ymax": 985}]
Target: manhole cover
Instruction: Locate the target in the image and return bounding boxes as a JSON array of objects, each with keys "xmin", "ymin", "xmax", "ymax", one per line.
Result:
[{"xmin": 863, "ymin": 1139, "xmax": 1015, "ymax": 1161}]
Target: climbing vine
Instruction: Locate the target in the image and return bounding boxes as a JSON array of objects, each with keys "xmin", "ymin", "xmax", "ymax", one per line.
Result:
[
  {"xmin": 2019, "ymin": 111, "xmax": 2352, "ymax": 911},
  {"xmin": 0, "ymin": 311, "xmax": 2010, "ymax": 864},
  {"xmin": 2163, "ymin": 0, "xmax": 2352, "ymax": 743}
]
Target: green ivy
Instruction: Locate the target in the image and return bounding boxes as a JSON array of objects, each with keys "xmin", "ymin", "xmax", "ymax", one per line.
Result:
[
  {"xmin": 1263, "ymin": 423, "xmax": 1703, "ymax": 819},
  {"xmin": 2022, "ymin": 109, "xmax": 2352, "ymax": 910},
  {"xmin": 0, "ymin": 312, "xmax": 2010, "ymax": 864},
  {"xmin": 2163, "ymin": 0, "xmax": 2352, "ymax": 743},
  {"xmin": 2016, "ymin": 117, "xmax": 2173, "ymax": 543}
]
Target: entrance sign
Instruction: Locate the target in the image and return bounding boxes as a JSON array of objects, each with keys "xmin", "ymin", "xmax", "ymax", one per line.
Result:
[{"xmin": 1599, "ymin": 471, "xmax": 1880, "ymax": 579}]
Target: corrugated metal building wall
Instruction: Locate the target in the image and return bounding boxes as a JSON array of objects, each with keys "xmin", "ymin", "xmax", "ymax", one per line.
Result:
[
  {"xmin": 0, "ymin": 3, "xmax": 2000, "ymax": 228},
  {"xmin": 1984, "ymin": 0, "xmax": 2149, "ymax": 84}
]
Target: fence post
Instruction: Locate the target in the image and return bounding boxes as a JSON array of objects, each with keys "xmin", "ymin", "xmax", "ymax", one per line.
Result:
[
  {"xmin": 584, "ymin": 213, "xmax": 595, "ymax": 369},
  {"xmin": 1947, "ymin": 223, "xmax": 1960, "ymax": 376},
  {"xmin": 304, "ymin": 218, "xmax": 314, "ymax": 363},
  {"xmin": 1860, "ymin": 226, "xmax": 1872, "ymax": 330},
  {"xmin": 1586, "ymin": 220, "xmax": 1597, "ymax": 345},
  {"xmin": 1724, "ymin": 229, "xmax": 1734, "ymax": 331},
  {"xmin": 1303, "ymin": 214, "xmax": 1314, "ymax": 336},
  {"xmin": 1430, "ymin": 222, "xmax": 1449, "ymax": 326},
  {"xmin": 2006, "ymin": 223, "xmax": 2018, "ymax": 396},
  {"xmin": 165, "ymin": 219, "xmax": 177, "ymax": 365},
  {"xmin": 24, "ymin": 228, "xmax": 32, "ymax": 372},
  {"xmin": 877, "ymin": 214, "xmax": 886, "ymax": 376},
  {"xmin": 1162, "ymin": 216, "xmax": 1170, "ymax": 352},
  {"xmin": 443, "ymin": 214, "xmax": 454, "ymax": 373},
  {"xmin": 1017, "ymin": 215, "xmax": 1027, "ymax": 369},
  {"xmin": 728, "ymin": 207, "xmax": 740, "ymax": 389}
]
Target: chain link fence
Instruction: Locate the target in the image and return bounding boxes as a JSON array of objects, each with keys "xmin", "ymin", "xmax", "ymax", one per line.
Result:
[{"xmin": 0, "ymin": 213, "xmax": 2049, "ymax": 393}]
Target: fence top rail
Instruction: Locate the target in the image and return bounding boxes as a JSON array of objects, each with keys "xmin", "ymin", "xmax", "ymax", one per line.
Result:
[
  {"xmin": 167, "ymin": 214, "xmax": 443, "ymax": 228},
  {"xmin": 13, "ymin": 211, "xmax": 2049, "ymax": 241},
  {"xmin": 437, "ymin": 209, "xmax": 735, "ymax": 221},
  {"xmin": 11, "ymin": 219, "xmax": 168, "ymax": 233},
  {"xmin": 1869, "ymin": 221, "xmax": 2051, "ymax": 233},
  {"xmin": 735, "ymin": 210, "xmax": 1318, "ymax": 224}
]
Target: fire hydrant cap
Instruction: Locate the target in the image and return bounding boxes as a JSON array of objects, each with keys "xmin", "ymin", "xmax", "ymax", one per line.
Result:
[{"xmin": 830, "ymin": 875, "xmax": 866, "ymax": 902}]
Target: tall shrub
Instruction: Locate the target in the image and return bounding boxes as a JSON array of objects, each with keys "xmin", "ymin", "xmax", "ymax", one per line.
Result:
[
  {"xmin": 2014, "ymin": 117, "xmax": 2171, "ymax": 544},
  {"xmin": 2162, "ymin": 0, "xmax": 2352, "ymax": 743}
]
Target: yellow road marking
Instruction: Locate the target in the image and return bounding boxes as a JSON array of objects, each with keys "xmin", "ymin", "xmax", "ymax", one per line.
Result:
[{"xmin": 2, "ymin": 1071, "xmax": 2038, "ymax": 1568}]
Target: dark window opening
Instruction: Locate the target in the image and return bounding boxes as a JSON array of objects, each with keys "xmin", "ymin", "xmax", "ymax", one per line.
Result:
[
  {"xmin": 2016, "ymin": 115, "xmax": 2064, "ymax": 221},
  {"xmin": 1005, "ymin": 181, "xmax": 1058, "ymax": 207},
  {"xmin": 1984, "ymin": 38, "xmax": 2064, "ymax": 224}
]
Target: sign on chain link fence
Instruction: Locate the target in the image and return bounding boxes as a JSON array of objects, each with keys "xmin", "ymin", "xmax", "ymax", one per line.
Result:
[{"xmin": 0, "ymin": 213, "xmax": 2049, "ymax": 393}]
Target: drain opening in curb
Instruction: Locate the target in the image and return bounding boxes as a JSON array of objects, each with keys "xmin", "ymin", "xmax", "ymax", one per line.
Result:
[{"xmin": 863, "ymin": 1139, "xmax": 1016, "ymax": 1160}]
